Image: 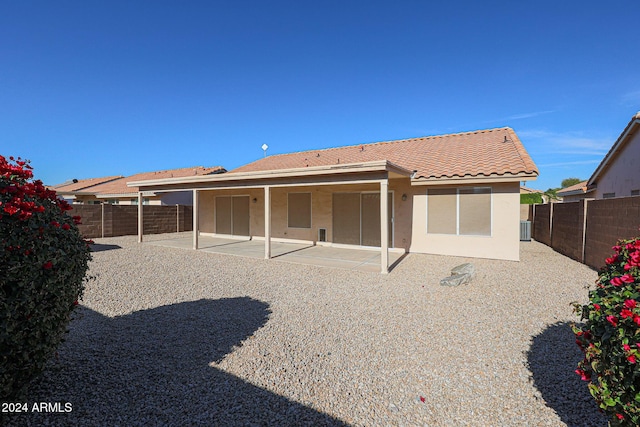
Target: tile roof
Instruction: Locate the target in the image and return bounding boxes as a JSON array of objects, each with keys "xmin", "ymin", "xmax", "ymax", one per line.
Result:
[
  {"xmin": 53, "ymin": 176, "xmax": 123, "ymax": 192},
  {"xmin": 557, "ymin": 180, "xmax": 591, "ymax": 196},
  {"xmin": 231, "ymin": 127, "xmax": 538, "ymax": 180},
  {"xmin": 88, "ymin": 166, "xmax": 226, "ymax": 195}
]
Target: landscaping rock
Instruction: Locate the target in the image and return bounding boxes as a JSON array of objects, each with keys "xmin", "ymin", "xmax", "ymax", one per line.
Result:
[
  {"xmin": 440, "ymin": 263, "xmax": 475, "ymax": 287},
  {"xmin": 451, "ymin": 263, "xmax": 475, "ymax": 279}
]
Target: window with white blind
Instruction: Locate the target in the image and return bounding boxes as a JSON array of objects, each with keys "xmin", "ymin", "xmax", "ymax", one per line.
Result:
[{"xmin": 427, "ymin": 187, "xmax": 491, "ymax": 236}]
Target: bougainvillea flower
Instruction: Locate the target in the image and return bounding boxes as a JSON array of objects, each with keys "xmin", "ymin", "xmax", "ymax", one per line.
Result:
[
  {"xmin": 617, "ymin": 413, "xmax": 624, "ymax": 420},
  {"xmin": 624, "ymin": 299, "xmax": 637, "ymax": 309},
  {"xmin": 593, "ymin": 303, "xmax": 601, "ymax": 311},
  {"xmin": 606, "ymin": 256, "xmax": 619, "ymax": 265},
  {"xmin": 628, "ymin": 355, "xmax": 636, "ymax": 364},
  {"xmin": 621, "ymin": 309, "xmax": 634, "ymax": 319},
  {"xmin": 42, "ymin": 261, "xmax": 53, "ymax": 270},
  {"xmin": 611, "ymin": 277, "xmax": 624, "ymax": 286},
  {"xmin": 607, "ymin": 315, "xmax": 618, "ymax": 327},
  {"xmin": 621, "ymin": 274, "xmax": 635, "ymax": 283},
  {"xmin": 624, "ymin": 344, "xmax": 631, "ymax": 352},
  {"xmin": 612, "ymin": 245, "xmax": 622, "ymax": 252},
  {"xmin": 61, "ymin": 223, "xmax": 70, "ymax": 230},
  {"xmin": 575, "ymin": 369, "xmax": 591, "ymax": 381},
  {"xmin": 634, "ymin": 315, "xmax": 640, "ymax": 326},
  {"xmin": 419, "ymin": 396, "xmax": 425, "ymax": 403}
]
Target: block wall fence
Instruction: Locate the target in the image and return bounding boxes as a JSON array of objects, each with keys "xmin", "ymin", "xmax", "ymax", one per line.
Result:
[
  {"xmin": 531, "ymin": 196, "xmax": 640, "ymax": 269},
  {"xmin": 69, "ymin": 205, "xmax": 193, "ymax": 239}
]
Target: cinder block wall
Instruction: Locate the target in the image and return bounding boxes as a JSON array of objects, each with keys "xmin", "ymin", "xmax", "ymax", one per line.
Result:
[
  {"xmin": 69, "ymin": 205, "xmax": 102, "ymax": 238},
  {"xmin": 69, "ymin": 205, "xmax": 193, "ymax": 239},
  {"xmin": 550, "ymin": 201, "xmax": 584, "ymax": 262},
  {"xmin": 584, "ymin": 198, "xmax": 640, "ymax": 269},
  {"xmin": 532, "ymin": 204, "xmax": 551, "ymax": 245}
]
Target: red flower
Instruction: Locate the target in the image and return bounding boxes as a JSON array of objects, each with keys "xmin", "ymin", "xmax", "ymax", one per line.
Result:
[
  {"xmin": 611, "ymin": 277, "xmax": 624, "ymax": 287},
  {"xmin": 606, "ymin": 256, "xmax": 618, "ymax": 265},
  {"xmin": 621, "ymin": 274, "xmax": 635, "ymax": 284},
  {"xmin": 628, "ymin": 355, "xmax": 636, "ymax": 364},
  {"xmin": 73, "ymin": 300, "xmax": 79, "ymax": 306},
  {"xmin": 61, "ymin": 223, "xmax": 70, "ymax": 230},
  {"xmin": 617, "ymin": 413, "xmax": 624, "ymax": 420},
  {"xmin": 612, "ymin": 245, "xmax": 622, "ymax": 252},
  {"xmin": 419, "ymin": 396, "xmax": 425, "ymax": 403},
  {"xmin": 621, "ymin": 309, "xmax": 634, "ymax": 319},
  {"xmin": 575, "ymin": 369, "xmax": 591, "ymax": 381},
  {"xmin": 42, "ymin": 261, "xmax": 53, "ymax": 270},
  {"xmin": 624, "ymin": 299, "xmax": 637, "ymax": 309},
  {"xmin": 50, "ymin": 221, "xmax": 60, "ymax": 228},
  {"xmin": 607, "ymin": 315, "xmax": 618, "ymax": 327},
  {"xmin": 593, "ymin": 303, "xmax": 601, "ymax": 311},
  {"xmin": 3, "ymin": 204, "xmax": 18, "ymax": 215},
  {"xmin": 634, "ymin": 315, "xmax": 640, "ymax": 326},
  {"xmin": 72, "ymin": 215, "xmax": 82, "ymax": 225},
  {"xmin": 624, "ymin": 344, "xmax": 631, "ymax": 352}
]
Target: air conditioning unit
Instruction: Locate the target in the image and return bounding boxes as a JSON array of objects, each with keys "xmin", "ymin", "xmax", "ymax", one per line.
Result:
[
  {"xmin": 318, "ymin": 228, "xmax": 327, "ymax": 242},
  {"xmin": 520, "ymin": 220, "xmax": 531, "ymax": 241}
]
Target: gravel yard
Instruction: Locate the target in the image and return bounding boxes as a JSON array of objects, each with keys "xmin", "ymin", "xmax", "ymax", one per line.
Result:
[{"xmin": 6, "ymin": 234, "xmax": 608, "ymax": 426}]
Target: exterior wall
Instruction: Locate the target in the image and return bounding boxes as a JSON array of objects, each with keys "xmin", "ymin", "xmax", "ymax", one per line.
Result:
[
  {"xmin": 409, "ymin": 182, "xmax": 521, "ymax": 261},
  {"xmin": 197, "ymin": 181, "xmax": 412, "ymax": 249},
  {"xmin": 196, "ymin": 179, "xmax": 521, "ymax": 260},
  {"xmin": 595, "ymin": 131, "xmax": 640, "ymax": 198},
  {"xmin": 520, "ymin": 204, "xmax": 532, "ymax": 221}
]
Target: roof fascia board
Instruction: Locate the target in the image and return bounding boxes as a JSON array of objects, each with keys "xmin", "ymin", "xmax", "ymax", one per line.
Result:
[
  {"xmin": 138, "ymin": 174, "xmax": 389, "ymax": 194},
  {"xmin": 128, "ymin": 161, "xmax": 409, "ymax": 188},
  {"xmin": 588, "ymin": 115, "xmax": 640, "ymax": 186}
]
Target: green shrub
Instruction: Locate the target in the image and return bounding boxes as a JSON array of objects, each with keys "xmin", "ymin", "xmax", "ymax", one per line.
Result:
[
  {"xmin": 0, "ymin": 155, "xmax": 92, "ymax": 400},
  {"xmin": 520, "ymin": 193, "xmax": 543, "ymax": 204},
  {"xmin": 573, "ymin": 237, "xmax": 640, "ymax": 425}
]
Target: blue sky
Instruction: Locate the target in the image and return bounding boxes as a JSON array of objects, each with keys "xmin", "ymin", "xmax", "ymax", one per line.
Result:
[{"xmin": 1, "ymin": 1, "xmax": 638, "ymax": 190}]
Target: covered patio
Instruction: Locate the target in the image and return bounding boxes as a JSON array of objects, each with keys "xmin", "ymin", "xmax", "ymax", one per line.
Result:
[{"xmin": 146, "ymin": 235, "xmax": 406, "ymax": 273}]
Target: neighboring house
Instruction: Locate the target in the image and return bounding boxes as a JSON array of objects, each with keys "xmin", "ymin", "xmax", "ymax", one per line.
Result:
[
  {"xmin": 586, "ymin": 112, "xmax": 640, "ymax": 199},
  {"xmin": 56, "ymin": 166, "xmax": 226, "ymax": 205},
  {"xmin": 53, "ymin": 175, "xmax": 124, "ymax": 204},
  {"xmin": 130, "ymin": 127, "xmax": 538, "ymax": 272},
  {"xmin": 556, "ymin": 180, "xmax": 594, "ymax": 202}
]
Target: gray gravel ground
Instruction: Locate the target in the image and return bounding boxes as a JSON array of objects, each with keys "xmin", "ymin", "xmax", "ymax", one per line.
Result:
[{"xmin": 5, "ymin": 233, "xmax": 609, "ymax": 426}]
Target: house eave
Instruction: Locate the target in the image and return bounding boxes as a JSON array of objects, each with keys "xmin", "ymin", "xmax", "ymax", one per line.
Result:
[
  {"xmin": 128, "ymin": 160, "xmax": 414, "ymax": 188},
  {"xmin": 410, "ymin": 172, "xmax": 538, "ymax": 186}
]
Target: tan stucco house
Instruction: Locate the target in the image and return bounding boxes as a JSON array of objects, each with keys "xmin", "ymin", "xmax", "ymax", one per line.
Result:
[
  {"xmin": 130, "ymin": 127, "xmax": 538, "ymax": 273},
  {"xmin": 556, "ymin": 180, "xmax": 593, "ymax": 202},
  {"xmin": 586, "ymin": 112, "xmax": 640, "ymax": 199},
  {"xmin": 55, "ymin": 166, "xmax": 226, "ymax": 205}
]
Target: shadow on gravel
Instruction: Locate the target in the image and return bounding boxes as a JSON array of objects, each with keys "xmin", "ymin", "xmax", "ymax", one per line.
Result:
[
  {"xmin": 6, "ymin": 298, "xmax": 346, "ymax": 426},
  {"xmin": 527, "ymin": 322, "xmax": 608, "ymax": 427},
  {"xmin": 89, "ymin": 243, "xmax": 121, "ymax": 252}
]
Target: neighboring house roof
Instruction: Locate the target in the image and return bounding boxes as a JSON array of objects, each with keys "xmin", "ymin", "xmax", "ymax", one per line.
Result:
[
  {"xmin": 520, "ymin": 186, "xmax": 544, "ymax": 194},
  {"xmin": 87, "ymin": 166, "xmax": 226, "ymax": 198},
  {"xmin": 53, "ymin": 176, "xmax": 123, "ymax": 192},
  {"xmin": 231, "ymin": 127, "xmax": 538, "ymax": 181},
  {"xmin": 588, "ymin": 112, "xmax": 640, "ymax": 187},
  {"xmin": 556, "ymin": 180, "xmax": 593, "ymax": 197}
]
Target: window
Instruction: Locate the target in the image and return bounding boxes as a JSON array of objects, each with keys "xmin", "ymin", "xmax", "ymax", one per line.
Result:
[
  {"xmin": 288, "ymin": 192, "xmax": 311, "ymax": 228},
  {"xmin": 631, "ymin": 190, "xmax": 640, "ymax": 196},
  {"xmin": 427, "ymin": 187, "xmax": 491, "ymax": 236},
  {"xmin": 603, "ymin": 193, "xmax": 616, "ymax": 199},
  {"xmin": 131, "ymin": 198, "xmax": 150, "ymax": 205}
]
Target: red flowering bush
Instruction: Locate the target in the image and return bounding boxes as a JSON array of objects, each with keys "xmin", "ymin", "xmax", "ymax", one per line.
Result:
[
  {"xmin": 573, "ymin": 236, "xmax": 640, "ymax": 425},
  {"xmin": 0, "ymin": 155, "xmax": 92, "ymax": 400}
]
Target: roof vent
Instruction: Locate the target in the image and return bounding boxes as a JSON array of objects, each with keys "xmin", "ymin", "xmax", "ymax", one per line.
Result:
[{"xmin": 72, "ymin": 178, "xmax": 78, "ymax": 183}]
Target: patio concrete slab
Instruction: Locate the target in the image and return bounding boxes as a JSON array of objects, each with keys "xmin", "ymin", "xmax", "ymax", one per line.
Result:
[{"xmin": 146, "ymin": 235, "xmax": 404, "ymax": 272}]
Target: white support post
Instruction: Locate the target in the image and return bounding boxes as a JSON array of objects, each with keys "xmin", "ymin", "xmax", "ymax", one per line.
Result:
[
  {"xmin": 176, "ymin": 204, "xmax": 179, "ymax": 233},
  {"xmin": 137, "ymin": 192, "xmax": 143, "ymax": 243},
  {"xmin": 380, "ymin": 180, "xmax": 389, "ymax": 274},
  {"xmin": 193, "ymin": 190, "xmax": 199, "ymax": 250},
  {"xmin": 264, "ymin": 186, "xmax": 271, "ymax": 259}
]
